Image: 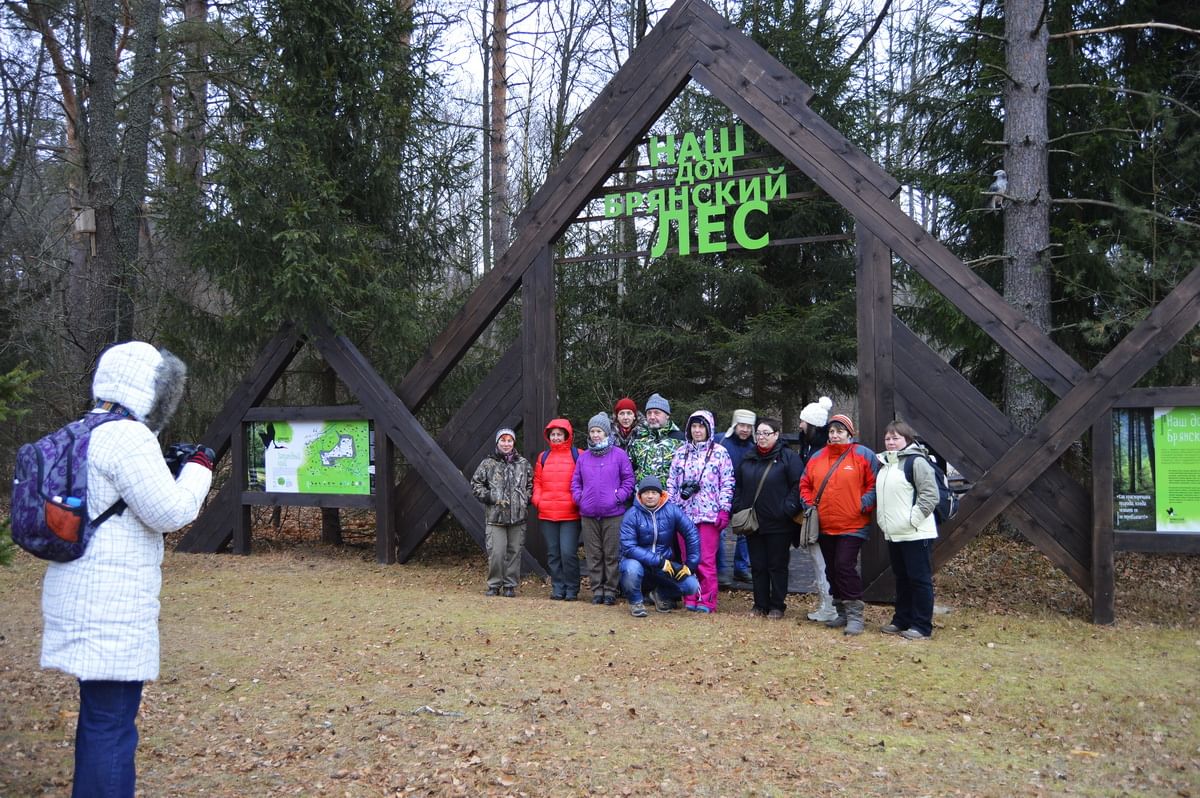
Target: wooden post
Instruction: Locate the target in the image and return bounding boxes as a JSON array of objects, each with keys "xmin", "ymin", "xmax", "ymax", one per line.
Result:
[
  {"xmin": 232, "ymin": 421, "xmax": 251, "ymax": 555},
  {"xmin": 856, "ymin": 225, "xmax": 894, "ymax": 601},
  {"xmin": 375, "ymin": 428, "xmax": 395, "ymax": 564},
  {"xmin": 1091, "ymin": 412, "xmax": 1114, "ymax": 623},
  {"xmin": 522, "ymin": 245, "xmax": 556, "ymax": 568}
]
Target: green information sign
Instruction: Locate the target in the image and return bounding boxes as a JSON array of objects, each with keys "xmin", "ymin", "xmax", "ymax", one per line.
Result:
[
  {"xmin": 1112, "ymin": 407, "xmax": 1200, "ymax": 533},
  {"xmin": 247, "ymin": 420, "xmax": 374, "ymax": 495}
]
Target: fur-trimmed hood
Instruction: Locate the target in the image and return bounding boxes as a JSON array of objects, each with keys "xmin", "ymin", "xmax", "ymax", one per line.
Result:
[{"xmin": 91, "ymin": 341, "xmax": 187, "ymax": 433}]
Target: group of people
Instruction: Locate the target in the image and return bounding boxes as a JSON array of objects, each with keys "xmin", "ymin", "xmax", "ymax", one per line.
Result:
[{"xmin": 468, "ymin": 393, "xmax": 940, "ymax": 640}]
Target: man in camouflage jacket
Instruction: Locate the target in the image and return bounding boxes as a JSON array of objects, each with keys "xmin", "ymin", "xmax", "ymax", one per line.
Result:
[{"xmin": 627, "ymin": 393, "xmax": 684, "ymax": 488}]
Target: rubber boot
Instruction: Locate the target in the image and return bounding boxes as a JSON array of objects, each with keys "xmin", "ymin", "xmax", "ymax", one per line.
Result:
[
  {"xmin": 843, "ymin": 600, "xmax": 865, "ymax": 636},
  {"xmin": 824, "ymin": 600, "xmax": 847, "ymax": 628},
  {"xmin": 807, "ymin": 586, "xmax": 838, "ymax": 623}
]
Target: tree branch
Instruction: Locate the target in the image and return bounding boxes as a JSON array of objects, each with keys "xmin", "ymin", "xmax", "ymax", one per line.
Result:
[
  {"xmin": 1051, "ymin": 84, "xmax": 1200, "ymax": 121},
  {"xmin": 1050, "ymin": 22, "xmax": 1200, "ymax": 40},
  {"xmin": 843, "ymin": 0, "xmax": 893, "ymax": 69},
  {"xmin": 1052, "ymin": 197, "xmax": 1200, "ymax": 232}
]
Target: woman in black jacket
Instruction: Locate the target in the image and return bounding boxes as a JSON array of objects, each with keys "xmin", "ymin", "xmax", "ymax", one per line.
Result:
[{"xmin": 733, "ymin": 418, "xmax": 804, "ymax": 618}]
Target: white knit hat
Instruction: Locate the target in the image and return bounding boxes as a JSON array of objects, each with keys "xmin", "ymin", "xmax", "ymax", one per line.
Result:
[{"xmin": 799, "ymin": 396, "xmax": 833, "ymax": 428}]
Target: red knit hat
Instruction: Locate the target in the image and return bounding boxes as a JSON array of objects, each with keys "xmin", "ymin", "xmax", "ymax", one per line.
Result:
[
  {"xmin": 614, "ymin": 397, "xmax": 637, "ymax": 414},
  {"xmin": 828, "ymin": 414, "xmax": 856, "ymax": 437}
]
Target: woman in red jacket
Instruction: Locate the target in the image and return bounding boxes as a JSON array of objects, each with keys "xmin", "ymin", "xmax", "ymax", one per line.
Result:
[
  {"xmin": 799, "ymin": 414, "xmax": 878, "ymax": 635},
  {"xmin": 533, "ymin": 419, "xmax": 582, "ymax": 600}
]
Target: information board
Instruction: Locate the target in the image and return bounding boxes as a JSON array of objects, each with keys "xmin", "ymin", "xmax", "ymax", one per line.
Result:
[
  {"xmin": 246, "ymin": 420, "xmax": 374, "ymax": 495},
  {"xmin": 1113, "ymin": 407, "xmax": 1200, "ymax": 533}
]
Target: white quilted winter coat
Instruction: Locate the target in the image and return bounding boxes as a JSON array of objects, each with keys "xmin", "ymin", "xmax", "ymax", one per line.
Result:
[{"xmin": 41, "ymin": 342, "xmax": 212, "ymax": 682}]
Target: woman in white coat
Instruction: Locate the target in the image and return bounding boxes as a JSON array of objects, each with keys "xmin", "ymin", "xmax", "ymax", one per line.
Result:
[
  {"xmin": 41, "ymin": 341, "xmax": 213, "ymax": 797},
  {"xmin": 874, "ymin": 420, "xmax": 938, "ymax": 640}
]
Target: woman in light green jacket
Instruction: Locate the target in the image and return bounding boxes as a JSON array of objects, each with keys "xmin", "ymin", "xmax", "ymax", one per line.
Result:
[{"xmin": 875, "ymin": 421, "xmax": 938, "ymax": 640}]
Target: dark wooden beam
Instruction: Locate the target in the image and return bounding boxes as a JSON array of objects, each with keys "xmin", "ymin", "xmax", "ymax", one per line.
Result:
[
  {"xmin": 522, "ymin": 246, "xmax": 557, "ymax": 567},
  {"xmin": 392, "ymin": 344, "xmax": 524, "ymax": 562},
  {"xmin": 393, "ymin": 36, "xmax": 700, "ymax": 413},
  {"xmin": 687, "ymin": 57, "xmax": 1087, "ymax": 398},
  {"xmin": 1091, "ymin": 411, "xmax": 1115, "ymax": 623},
  {"xmin": 855, "ymin": 226, "xmax": 895, "ymax": 601},
  {"xmin": 311, "ymin": 327, "xmax": 548, "ymax": 579},
  {"xmin": 934, "ymin": 266, "xmax": 1200, "ymax": 573}
]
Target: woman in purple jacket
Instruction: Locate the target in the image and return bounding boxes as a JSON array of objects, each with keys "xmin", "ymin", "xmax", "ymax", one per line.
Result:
[{"xmin": 571, "ymin": 413, "xmax": 636, "ymax": 605}]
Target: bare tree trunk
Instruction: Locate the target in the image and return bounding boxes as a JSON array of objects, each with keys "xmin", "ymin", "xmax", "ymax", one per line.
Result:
[
  {"xmin": 319, "ymin": 365, "xmax": 343, "ymax": 545},
  {"xmin": 489, "ymin": 0, "xmax": 509, "ymax": 262},
  {"xmin": 480, "ymin": 0, "xmax": 492, "ymax": 272},
  {"xmin": 1002, "ymin": 0, "xmax": 1052, "ymax": 434},
  {"xmin": 180, "ymin": 0, "xmax": 208, "ymax": 185}
]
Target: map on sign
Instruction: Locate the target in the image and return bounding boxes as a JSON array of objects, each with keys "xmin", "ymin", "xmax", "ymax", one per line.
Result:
[{"xmin": 247, "ymin": 420, "xmax": 373, "ymax": 495}]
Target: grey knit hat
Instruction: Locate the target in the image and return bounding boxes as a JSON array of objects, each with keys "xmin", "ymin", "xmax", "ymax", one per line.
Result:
[
  {"xmin": 645, "ymin": 393, "xmax": 671, "ymax": 415},
  {"xmin": 495, "ymin": 427, "xmax": 517, "ymax": 443},
  {"xmin": 588, "ymin": 413, "xmax": 612, "ymax": 436}
]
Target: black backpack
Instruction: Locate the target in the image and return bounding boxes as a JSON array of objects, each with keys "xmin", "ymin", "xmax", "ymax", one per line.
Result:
[{"xmin": 902, "ymin": 453, "xmax": 959, "ymax": 524}]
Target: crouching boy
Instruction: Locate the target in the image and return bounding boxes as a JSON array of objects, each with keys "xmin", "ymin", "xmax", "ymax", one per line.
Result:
[{"xmin": 618, "ymin": 477, "xmax": 701, "ymax": 617}]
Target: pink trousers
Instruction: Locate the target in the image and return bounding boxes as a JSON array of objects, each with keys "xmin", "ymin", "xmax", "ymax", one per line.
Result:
[{"xmin": 678, "ymin": 522, "xmax": 720, "ymax": 612}]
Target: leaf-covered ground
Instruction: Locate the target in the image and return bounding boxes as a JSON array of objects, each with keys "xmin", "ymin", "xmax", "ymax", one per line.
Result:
[{"xmin": 2, "ymin": 518, "xmax": 1198, "ymax": 797}]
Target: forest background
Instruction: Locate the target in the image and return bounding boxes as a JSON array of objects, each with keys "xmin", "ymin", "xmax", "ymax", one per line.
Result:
[{"xmin": 0, "ymin": 0, "xmax": 1197, "ymax": 543}]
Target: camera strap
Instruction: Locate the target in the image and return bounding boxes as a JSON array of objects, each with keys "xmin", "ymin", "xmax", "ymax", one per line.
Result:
[{"xmin": 685, "ymin": 441, "xmax": 715, "ymax": 486}]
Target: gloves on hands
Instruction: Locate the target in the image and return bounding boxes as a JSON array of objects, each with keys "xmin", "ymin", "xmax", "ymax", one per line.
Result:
[
  {"xmin": 187, "ymin": 446, "xmax": 215, "ymax": 471},
  {"xmin": 662, "ymin": 559, "xmax": 691, "ymax": 581},
  {"xmin": 716, "ymin": 510, "xmax": 730, "ymax": 531}
]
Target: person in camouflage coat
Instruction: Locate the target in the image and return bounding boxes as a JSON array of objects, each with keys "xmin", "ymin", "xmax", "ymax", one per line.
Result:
[
  {"xmin": 471, "ymin": 428, "xmax": 533, "ymax": 596},
  {"xmin": 627, "ymin": 393, "xmax": 684, "ymax": 487}
]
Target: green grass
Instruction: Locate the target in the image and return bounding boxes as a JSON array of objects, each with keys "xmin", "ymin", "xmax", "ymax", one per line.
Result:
[{"xmin": 2, "ymin": 541, "xmax": 1198, "ymax": 797}]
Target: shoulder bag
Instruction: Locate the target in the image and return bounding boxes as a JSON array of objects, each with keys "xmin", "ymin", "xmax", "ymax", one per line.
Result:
[
  {"xmin": 730, "ymin": 461, "xmax": 773, "ymax": 536},
  {"xmin": 794, "ymin": 448, "xmax": 853, "ymax": 546}
]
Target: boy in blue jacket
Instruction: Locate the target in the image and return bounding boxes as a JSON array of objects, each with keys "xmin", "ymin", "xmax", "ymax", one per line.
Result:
[{"xmin": 618, "ymin": 477, "xmax": 701, "ymax": 617}]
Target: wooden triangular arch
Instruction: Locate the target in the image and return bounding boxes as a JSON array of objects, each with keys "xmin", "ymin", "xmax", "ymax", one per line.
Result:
[{"xmin": 182, "ymin": 0, "xmax": 1200, "ymax": 620}]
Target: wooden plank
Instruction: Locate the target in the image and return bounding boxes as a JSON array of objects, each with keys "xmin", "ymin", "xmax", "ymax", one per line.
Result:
[
  {"xmin": 375, "ymin": 433, "xmax": 395, "ymax": 564},
  {"xmin": 394, "ymin": 41, "xmax": 701, "ymax": 412},
  {"xmin": 1115, "ymin": 533, "xmax": 1200, "ymax": 554},
  {"xmin": 687, "ymin": 58, "xmax": 1087, "ymax": 398},
  {"xmin": 198, "ymin": 323, "xmax": 306, "ymax": 457},
  {"xmin": 240, "ymin": 493, "xmax": 375, "ymax": 509},
  {"xmin": 681, "ymin": 1, "xmax": 898, "ymax": 198},
  {"xmin": 393, "ymin": 345, "xmax": 524, "ymax": 562},
  {"xmin": 1113, "ymin": 387, "xmax": 1200, "ymax": 407},
  {"xmin": 243, "ymin": 405, "xmax": 367, "ymax": 422},
  {"xmin": 890, "ymin": 321, "xmax": 1093, "ymax": 590},
  {"xmin": 312, "ymin": 329, "xmax": 547, "ymax": 578},
  {"xmin": 855, "ymin": 226, "xmax": 894, "ymax": 600},
  {"xmin": 522, "ymin": 246, "xmax": 557, "ymax": 567},
  {"xmin": 1092, "ymin": 412, "xmax": 1115, "ymax": 623},
  {"xmin": 934, "ymin": 267, "xmax": 1200, "ymax": 575},
  {"xmin": 232, "ymin": 420, "xmax": 250, "ymax": 555},
  {"xmin": 175, "ymin": 479, "xmax": 236, "ymax": 552}
]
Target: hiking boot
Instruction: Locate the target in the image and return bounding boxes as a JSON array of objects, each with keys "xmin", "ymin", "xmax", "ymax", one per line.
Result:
[
  {"xmin": 750, "ymin": 607, "xmax": 767, "ymax": 618},
  {"xmin": 484, "ymin": 587, "xmax": 500, "ymax": 596},
  {"xmin": 824, "ymin": 600, "xmax": 847, "ymax": 628},
  {"xmin": 880, "ymin": 623, "xmax": 903, "ymax": 635},
  {"xmin": 592, "ymin": 595, "xmax": 604, "ymax": 605},
  {"xmin": 502, "ymin": 587, "xmax": 516, "ymax": 598},
  {"xmin": 843, "ymin": 600, "xmax": 865, "ymax": 635},
  {"xmin": 767, "ymin": 609, "xmax": 784, "ymax": 620},
  {"xmin": 564, "ymin": 595, "xmax": 578, "ymax": 602},
  {"xmin": 629, "ymin": 602, "xmax": 647, "ymax": 618},
  {"xmin": 649, "ymin": 590, "xmax": 674, "ymax": 613},
  {"xmin": 603, "ymin": 595, "xmax": 616, "ymax": 606},
  {"xmin": 550, "ymin": 593, "xmax": 564, "ymax": 601},
  {"xmin": 900, "ymin": 628, "xmax": 930, "ymax": 641},
  {"xmin": 807, "ymin": 590, "xmax": 838, "ymax": 622}
]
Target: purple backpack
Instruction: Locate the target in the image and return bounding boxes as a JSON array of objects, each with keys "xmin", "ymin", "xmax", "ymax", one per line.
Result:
[{"xmin": 10, "ymin": 412, "xmax": 128, "ymax": 562}]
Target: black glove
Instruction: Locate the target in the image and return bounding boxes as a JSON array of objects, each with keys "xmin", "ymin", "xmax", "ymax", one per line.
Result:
[{"xmin": 165, "ymin": 443, "xmax": 215, "ymax": 475}]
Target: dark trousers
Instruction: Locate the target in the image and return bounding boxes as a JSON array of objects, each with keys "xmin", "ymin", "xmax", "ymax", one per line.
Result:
[
  {"xmin": 74, "ymin": 679, "xmax": 144, "ymax": 798},
  {"xmin": 888, "ymin": 539, "xmax": 934, "ymax": 635},
  {"xmin": 541, "ymin": 519, "xmax": 581, "ymax": 598},
  {"xmin": 818, "ymin": 533, "xmax": 865, "ymax": 601},
  {"xmin": 747, "ymin": 532, "xmax": 792, "ymax": 612}
]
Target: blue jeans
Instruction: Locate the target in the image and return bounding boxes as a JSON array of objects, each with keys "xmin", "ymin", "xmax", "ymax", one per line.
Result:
[
  {"xmin": 541, "ymin": 519, "xmax": 581, "ymax": 598},
  {"xmin": 888, "ymin": 539, "xmax": 934, "ymax": 635},
  {"xmin": 618, "ymin": 558, "xmax": 700, "ymax": 604},
  {"xmin": 74, "ymin": 680, "xmax": 144, "ymax": 798},
  {"xmin": 717, "ymin": 531, "xmax": 750, "ymax": 574}
]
